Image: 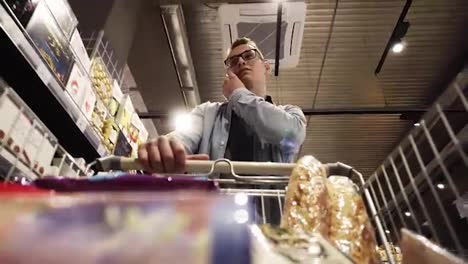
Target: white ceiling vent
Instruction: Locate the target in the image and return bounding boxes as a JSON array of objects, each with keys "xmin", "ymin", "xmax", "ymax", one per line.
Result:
[{"xmin": 219, "ymin": 2, "xmax": 306, "ymax": 69}]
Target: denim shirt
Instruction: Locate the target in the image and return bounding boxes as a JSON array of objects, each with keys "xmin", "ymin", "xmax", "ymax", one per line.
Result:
[{"xmin": 168, "ymin": 88, "xmax": 306, "ymax": 163}]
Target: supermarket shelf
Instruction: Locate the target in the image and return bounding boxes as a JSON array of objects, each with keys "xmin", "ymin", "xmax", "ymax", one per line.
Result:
[
  {"xmin": 0, "ymin": 4, "xmax": 107, "ymax": 161},
  {"xmin": 0, "ymin": 147, "xmax": 38, "ymax": 181}
]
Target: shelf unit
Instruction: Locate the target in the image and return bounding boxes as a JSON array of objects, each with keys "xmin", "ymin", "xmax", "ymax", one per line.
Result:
[
  {"xmin": 0, "ymin": 3, "xmax": 108, "ymax": 161},
  {"xmin": 0, "ymin": 80, "xmax": 89, "ymax": 181}
]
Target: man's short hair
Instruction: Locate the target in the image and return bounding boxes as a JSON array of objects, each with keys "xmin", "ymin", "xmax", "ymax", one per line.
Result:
[{"xmin": 228, "ymin": 37, "xmax": 265, "ymax": 60}]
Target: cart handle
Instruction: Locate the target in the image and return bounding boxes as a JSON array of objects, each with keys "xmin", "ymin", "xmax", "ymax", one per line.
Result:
[
  {"xmin": 91, "ymin": 156, "xmax": 295, "ymax": 176},
  {"xmin": 91, "ymin": 156, "xmax": 355, "ymax": 179}
]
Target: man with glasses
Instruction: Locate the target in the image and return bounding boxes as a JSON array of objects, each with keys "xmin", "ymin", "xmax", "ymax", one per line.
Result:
[{"xmin": 138, "ymin": 37, "xmax": 306, "ymax": 174}]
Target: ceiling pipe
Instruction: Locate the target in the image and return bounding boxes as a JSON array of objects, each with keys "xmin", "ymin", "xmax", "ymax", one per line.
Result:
[
  {"xmin": 160, "ymin": 4, "xmax": 201, "ymax": 109},
  {"xmin": 274, "ymin": 1, "xmax": 282, "ymax": 76}
]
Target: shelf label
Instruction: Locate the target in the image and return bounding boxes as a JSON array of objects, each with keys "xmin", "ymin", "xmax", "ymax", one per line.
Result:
[
  {"xmin": 36, "ymin": 64, "xmax": 51, "ymax": 85},
  {"xmin": 76, "ymin": 116, "xmax": 87, "ymax": 132}
]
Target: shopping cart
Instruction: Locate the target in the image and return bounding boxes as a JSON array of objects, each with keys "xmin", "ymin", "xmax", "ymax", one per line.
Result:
[{"xmin": 93, "ymin": 155, "xmax": 397, "ymax": 263}]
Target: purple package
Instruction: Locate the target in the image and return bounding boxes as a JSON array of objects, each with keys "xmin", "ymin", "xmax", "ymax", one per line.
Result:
[{"xmin": 33, "ymin": 175, "xmax": 219, "ymax": 192}]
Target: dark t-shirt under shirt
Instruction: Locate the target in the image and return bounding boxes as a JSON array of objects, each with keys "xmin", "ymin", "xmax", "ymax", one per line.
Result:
[
  {"xmin": 222, "ymin": 96, "xmax": 281, "ymax": 225},
  {"xmin": 224, "ymin": 95, "xmax": 273, "ymax": 162},
  {"xmin": 224, "ymin": 111, "xmax": 254, "ymax": 162}
]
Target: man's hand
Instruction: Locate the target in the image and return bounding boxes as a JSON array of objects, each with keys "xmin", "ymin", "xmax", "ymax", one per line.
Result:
[
  {"xmin": 223, "ymin": 69, "xmax": 245, "ymax": 99},
  {"xmin": 138, "ymin": 136, "xmax": 209, "ymax": 173}
]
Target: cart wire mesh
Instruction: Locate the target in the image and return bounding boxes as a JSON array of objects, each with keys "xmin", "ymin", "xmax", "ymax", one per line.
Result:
[{"xmin": 365, "ymin": 67, "xmax": 468, "ymax": 260}]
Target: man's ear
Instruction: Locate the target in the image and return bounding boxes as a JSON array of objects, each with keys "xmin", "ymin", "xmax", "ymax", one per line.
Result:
[{"xmin": 264, "ymin": 61, "xmax": 271, "ymax": 76}]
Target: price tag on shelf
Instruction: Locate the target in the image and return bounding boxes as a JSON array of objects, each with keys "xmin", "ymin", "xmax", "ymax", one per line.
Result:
[
  {"xmin": 76, "ymin": 116, "xmax": 87, "ymax": 132},
  {"xmin": 36, "ymin": 64, "xmax": 51, "ymax": 85}
]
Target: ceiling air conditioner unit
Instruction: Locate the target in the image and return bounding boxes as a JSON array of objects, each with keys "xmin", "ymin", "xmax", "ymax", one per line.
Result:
[{"xmin": 219, "ymin": 2, "xmax": 306, "ymax": 69}]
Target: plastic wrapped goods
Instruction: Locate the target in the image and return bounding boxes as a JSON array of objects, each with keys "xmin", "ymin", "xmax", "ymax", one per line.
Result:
[
  {"xmin": 327, "ymin": 176, "xmax": 379, "ymax": 264},
  {"xmin": 281, "ymin": 155, "xmax": 329, "ymax": 237}
]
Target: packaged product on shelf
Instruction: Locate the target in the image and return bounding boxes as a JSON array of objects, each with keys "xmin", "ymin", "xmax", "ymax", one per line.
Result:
[
  {"xmin": 25, "ymin": 0, "xmax": 74, "ymax": 86},
  {"xmin": 51, "ymin": 157, "xmax": 78, "ymax": 178},
  {"xmin": 90, "ymin": 57, "xmax": 113, "ymax": 106},
  {"xmin": 129, "ymin": 114, "xmax": 141, "ymax": 144},
  {"xmin": 134, "ymin": 113, "xmax": 149, "ymax": 143},
  {"xmin": 4, "ymin": 0, "xmax": 40, "ymax": 26},
  {"xmin": 102, "ymin": 118, "xmax": 119, "ymax": 153},
  {"xmin": 69, "ymin": 29, "xmax": 91, "ymax": 73},
  {"xmin": 7, "ymin": 113, "xmax": 33, "ymax": 157},
  {"xmin": 0, "ymin": 193, "xmax": 252, "ymax": 264},
  {"xmin": 92, "ymin": 101, "xmax": 106, "ymax": 124},
  {"xmin": 0, "ymin": 95, "xmax": 21, "ymax": 144},
  {"xmin": 34, "ymin": 136, "xmax": 57, "ymax": 175},
  {"xmin": 109, "ymin": 79, "xmax": 123, "ymax": 117},
  {"xmin": 22, "ymin": 126, "xmax": 43, "ymax": 169},
  {"xmin": 126, "ymin": 113, "xmax": 149, "ymax": 156},
  {"xmin": 114, "ymin": 130, "xmax": 132, "ymax": 157},
  {"xmin": 43, "ymin": 0, "xmax": 78, "ymax": 40},
  {"xmin": 115, "ymin": 95, "xmax": 135, "ymax": 136},
  {"xmin": 80, "ymin": 83, "xmax": 96, "ymax": 121},
  {"xmin": 65, "ymin": 64, "xmax": 91, "ymax": 108}
]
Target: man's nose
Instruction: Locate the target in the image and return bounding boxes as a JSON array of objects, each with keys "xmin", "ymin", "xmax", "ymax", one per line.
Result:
[{"xmin": 236, "ymin": 56, "xmax": 247, "ymax": 67}]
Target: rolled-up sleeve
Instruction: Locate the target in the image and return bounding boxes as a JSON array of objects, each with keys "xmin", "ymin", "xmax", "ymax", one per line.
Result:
[{"xmin": 229, "ymin": 88, "xmax": 306, "ymax": 148}]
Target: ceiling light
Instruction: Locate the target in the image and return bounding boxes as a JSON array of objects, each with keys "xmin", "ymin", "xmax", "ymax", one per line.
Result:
[
  {"xmin": 405, "ymin": 211, "xmax": 411, "ymax": 217},
  {"xmin": 172, "ymin": 112, "xmax": 192, "ymax": 131},
  {"xmin": 385, "ymin": 230, "xmax": 390, "ymax": 234},
  {"xmin": 437, "ymin": 183, "xmax": 445, "ymax": 190},
  {"xmin": 414, "ymin": 122, "xmax": 420, "ymax": 127},
  {"xmin": 392, "ymin": 42, "xmax": 404, "ymax": 53}
]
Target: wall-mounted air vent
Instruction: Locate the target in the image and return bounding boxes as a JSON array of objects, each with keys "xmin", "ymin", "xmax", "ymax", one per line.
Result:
[{"xmin": 219, "ymin": 2, "xmax": 306, "ymax": 69}]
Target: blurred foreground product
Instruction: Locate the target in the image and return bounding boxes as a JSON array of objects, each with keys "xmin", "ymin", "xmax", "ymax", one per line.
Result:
[
  {"xmin": 258, "ymin": 224, "xmax": 353, "ymax": 264},
  {"xmin": 0, "ymin": 192, "xmax": 251, "ymax": 264},
  {"xmin": 400, "ymin": 229, "xmax": 464, "ymax": 264},
  {"xmin": 33, "ymin": 175, "xmax": 218, "ymax": 192}
]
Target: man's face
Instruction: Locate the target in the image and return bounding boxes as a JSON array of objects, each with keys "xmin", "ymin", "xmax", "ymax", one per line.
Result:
[{"xmin": 226, "ymin": 44, "xmax": 270, "ymax": 96}]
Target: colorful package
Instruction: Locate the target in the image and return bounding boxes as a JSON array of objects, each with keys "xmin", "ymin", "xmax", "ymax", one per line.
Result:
[{"xmin": 0, "ymin": 192, "xmax": 252, "ymax": 264}]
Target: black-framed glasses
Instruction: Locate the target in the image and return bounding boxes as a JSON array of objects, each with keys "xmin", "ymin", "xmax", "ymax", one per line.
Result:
[{"xmin": 224, "ymin": 49, "xmax": 262, "ymax": 68}]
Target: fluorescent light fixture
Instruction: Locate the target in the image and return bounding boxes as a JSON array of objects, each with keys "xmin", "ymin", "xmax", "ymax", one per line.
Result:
[
  {"xmin": 414, "ymin": 122, "xmax": 420, "ymax": 127},
  {"xmin": 437, "ymin": 183, "xmax": 445, "ymax": 190},
  {"xmin": 405, "ymin": 211, "xmax": 411, "ymax": 217},
  {"xmin": 392, "ymin": 42, "xmax": 404, "ymax": 53}
]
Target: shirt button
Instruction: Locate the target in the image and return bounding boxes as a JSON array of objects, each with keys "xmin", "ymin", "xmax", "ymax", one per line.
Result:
[{"xmin": 220, "ymin": 141, "xmax": 225, "ymax": 146}]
